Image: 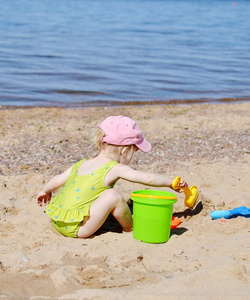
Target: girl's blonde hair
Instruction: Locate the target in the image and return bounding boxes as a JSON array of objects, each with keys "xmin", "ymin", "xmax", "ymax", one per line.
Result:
[{"xmin": 94, "ymin": 127, "xmax": 106, "ymax": 152}]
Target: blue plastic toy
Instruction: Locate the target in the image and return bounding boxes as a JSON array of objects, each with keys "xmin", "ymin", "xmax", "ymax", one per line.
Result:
[{"xmin": 210, "ymin": 206, "xmax": 250, "ymax": 219}]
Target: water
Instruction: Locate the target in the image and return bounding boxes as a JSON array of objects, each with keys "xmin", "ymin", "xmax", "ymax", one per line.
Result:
[{"xmin": 0, "ymin": 0, "xmax": 250, "ymax": 107}]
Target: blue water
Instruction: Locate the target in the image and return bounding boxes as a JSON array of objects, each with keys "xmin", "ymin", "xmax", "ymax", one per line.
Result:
[{"xmin": 0, "ymin": 0, "xmax": 250, "ymax": 107}]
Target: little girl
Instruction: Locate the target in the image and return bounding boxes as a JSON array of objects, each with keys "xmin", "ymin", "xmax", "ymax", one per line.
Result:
[{"xmin": 37, "ymin": 115, "xmax": 187, "ymax": 238}]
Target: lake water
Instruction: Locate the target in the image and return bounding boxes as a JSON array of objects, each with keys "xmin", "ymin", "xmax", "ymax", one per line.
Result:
[{"xmin": 0, "ymin": 0, "xmax": 250, "ymax": 107}]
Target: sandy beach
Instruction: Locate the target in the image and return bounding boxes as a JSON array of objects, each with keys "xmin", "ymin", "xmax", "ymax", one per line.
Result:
[{"xmin": 0, "ymin": 102, "xmax": 249, "ymax": 299}]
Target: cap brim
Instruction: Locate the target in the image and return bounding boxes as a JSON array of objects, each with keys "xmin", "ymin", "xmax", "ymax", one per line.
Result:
[{"xmin": 135, "ymin": 138, "xmax": 152, "ymax": 153}]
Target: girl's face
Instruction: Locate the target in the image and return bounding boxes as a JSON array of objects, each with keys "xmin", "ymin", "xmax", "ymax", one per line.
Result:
[{"xmin": 120, "ymin": 145, "xmax": 138, "ymax": 165}]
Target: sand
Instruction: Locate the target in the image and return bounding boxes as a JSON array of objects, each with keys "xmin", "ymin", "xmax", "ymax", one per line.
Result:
[{"xmin": 0, "ymin": 102, "xmax": 249, "ymax": 299}]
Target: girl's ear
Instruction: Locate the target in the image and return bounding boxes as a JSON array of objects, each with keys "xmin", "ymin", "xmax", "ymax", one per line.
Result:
[{"xmin": 120, "ymin": 146, "xmax": 129, "ymax": 156}]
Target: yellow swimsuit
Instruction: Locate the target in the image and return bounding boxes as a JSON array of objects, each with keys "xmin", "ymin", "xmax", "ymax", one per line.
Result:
[{"xmin": 45, "ymin": 159, "xmax": 118, "ymax": 237}]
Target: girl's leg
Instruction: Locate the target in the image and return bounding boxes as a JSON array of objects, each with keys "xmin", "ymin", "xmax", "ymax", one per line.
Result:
[{"xmin": 77, "ymin": 189, "xmax": 133, "ymax": 238}]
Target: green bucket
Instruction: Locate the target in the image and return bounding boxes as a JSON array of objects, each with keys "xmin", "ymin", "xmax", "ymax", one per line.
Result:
[{"xmin": 131, "ymin": 190, "xmax": 177, "ymax": 244}]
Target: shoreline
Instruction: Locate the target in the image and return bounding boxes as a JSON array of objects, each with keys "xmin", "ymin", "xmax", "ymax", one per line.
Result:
[
  {"xmin": 0, "ymin": 102, "xmax": 250, "ymax": 299},
  {"xmin": 0, "ymin": 96, "xmax": 249, "ymax": 110}
]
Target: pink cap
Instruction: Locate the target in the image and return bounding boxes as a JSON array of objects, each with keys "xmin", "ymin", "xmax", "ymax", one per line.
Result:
[{"xmin": 99, "ymin": 115, "xmax": 151, "ymax": 153}]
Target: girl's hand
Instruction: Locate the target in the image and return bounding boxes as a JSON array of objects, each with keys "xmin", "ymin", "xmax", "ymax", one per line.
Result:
[
  {"xmin": 171, "ymin": 179, "xmax": 188, "ymax": 193},
  {"xmin": 36, "ymin": 191, "xmax": 52, "ymax": 207}
]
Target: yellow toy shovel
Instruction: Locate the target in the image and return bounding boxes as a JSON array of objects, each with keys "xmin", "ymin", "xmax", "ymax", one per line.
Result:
[{"xmin": 172, "ymin": 176, "xmax": 199, "ymax": 208}]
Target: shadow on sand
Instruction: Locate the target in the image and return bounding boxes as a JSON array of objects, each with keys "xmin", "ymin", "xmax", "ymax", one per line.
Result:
[{"xmin": 173, "ymin": 201, "xmax": 203, "ymax": 219}]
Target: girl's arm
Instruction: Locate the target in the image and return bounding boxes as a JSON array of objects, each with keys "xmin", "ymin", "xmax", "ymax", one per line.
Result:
[
  {"xmin": 36, "ymin": 165, "xmax": 73, "ymax": 207},
  {"xmin": 106, "ymin": 164, "xmax": 185, "ymax": 189}
]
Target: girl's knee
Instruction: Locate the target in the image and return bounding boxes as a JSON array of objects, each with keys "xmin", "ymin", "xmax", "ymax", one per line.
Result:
[{"xmin": 106, "ymin": 189, "xmax": 123, "ymax": 206}]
